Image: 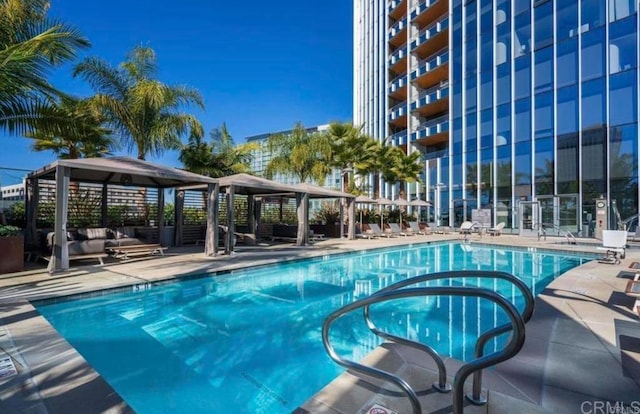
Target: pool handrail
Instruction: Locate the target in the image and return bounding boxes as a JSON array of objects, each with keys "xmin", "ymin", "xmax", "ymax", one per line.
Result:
[
  {"xmin": 322, "ymin": 286, "xmax": 526, "ymax": 414},
  {"xmin": 362, "ymin": 270, "xmax": 535, "ymax": 405}
]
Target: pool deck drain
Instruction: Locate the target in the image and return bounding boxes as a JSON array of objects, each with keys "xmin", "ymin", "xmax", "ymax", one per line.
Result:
[{"xmin": 0, "ymin": 234, "xmax": 638, "ymax": 413}]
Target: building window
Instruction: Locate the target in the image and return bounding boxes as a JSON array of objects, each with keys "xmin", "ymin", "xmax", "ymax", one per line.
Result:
[
  {"xmin": 514, "ymin": 11, "xmax": 531, "ymax": 57},
  {"xmin": 515, "ymin": 98, "xmax": 532, "ymax": 142},
  {"xmin": 581, "ymin": 0, "xmax": 606, "ymax": 31},
  {"xmin": 535, "ymin": 91, "xmax": 554, "ymax": 139},
  {"xmin": 609, "ymin": 0, "xmax": 636, "ymax": 23},
  {"xmin": 609, "ymin": 69, "xmax": 638, "ymax": 126},
  {"xmin": 609, "ymin": 15, "xmax": 637, "ymax": 74},
  {"xmin": 581, "ymin": 27, "xmax": 605, "ymax": 81},
  {"xmin": 515, "ymin": 55, "xmax": 531, "ymax": 99},
  {"xmin": 582, "ymin": 77, "xmax": 606, "ymax": 129},
  {"xmin": 557, "ymin": 38, "xmax": 578, "ymax": 87},
  {"xmin": 534, "ymin": 46, "xmax": 553, "ymax": 93},
  {"xmin": 534, "ymin": 0, "xmax": 553, "ymax": 50},
  {"xmin": 557, "ymin": 85, "xmax": 579, "ymax": 135},
  {"xmin": 556, "ymin": 0, "xmax": 578, "ymax": 40}
]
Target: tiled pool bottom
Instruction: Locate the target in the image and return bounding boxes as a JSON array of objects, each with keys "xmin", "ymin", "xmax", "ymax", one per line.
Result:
[{"xmin": 35, "ymin": 242, "xmax": 593, "ymax": 413}]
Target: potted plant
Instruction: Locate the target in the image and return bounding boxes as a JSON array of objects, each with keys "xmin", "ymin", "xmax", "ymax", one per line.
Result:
[{"xmin": 0, "ymin": 225, "xmax": 24, "ymax": 274}]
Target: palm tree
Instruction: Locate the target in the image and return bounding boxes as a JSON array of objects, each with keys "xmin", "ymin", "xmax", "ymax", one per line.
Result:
[
  {"xmin": 264, "ymin": 122, "xmax": 331, "ymax": 184},
  {"xmin": 74, "ymin": 46, "xmax": 203, "ymax": 160},
  {"xmin": 27, "ymin": 97, "xmax": 115, "ymax": 158},
  {"xmin": 325, "ymin": 122, "xmax": 378, "ymax": 192},
  {"xmin": 0, "ymin": 0, "xmax": 90, "ymax": 135},
  {"xmin": 180, "ymin": 123, "xmax": 258, "ymax": 178},
  {"xmin": 375, "ymin": 145, "xmax": 422, "ymax": 197}
]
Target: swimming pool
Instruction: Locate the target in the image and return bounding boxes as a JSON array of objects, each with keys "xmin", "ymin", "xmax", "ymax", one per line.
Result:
[{"xmin": 36, "ymin": 242, "xmax": 593, "ymax": 414}]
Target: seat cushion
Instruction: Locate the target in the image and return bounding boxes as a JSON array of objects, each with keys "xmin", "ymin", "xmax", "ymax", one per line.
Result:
[{"xmin": 68, "ymin": 239, "xmax": 105, "ymax": 256}]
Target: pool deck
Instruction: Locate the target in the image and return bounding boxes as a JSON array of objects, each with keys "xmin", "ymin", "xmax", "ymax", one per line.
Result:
[{"xmin": 0, "ymin": 233, "xmax": 639, "ymax": 413}]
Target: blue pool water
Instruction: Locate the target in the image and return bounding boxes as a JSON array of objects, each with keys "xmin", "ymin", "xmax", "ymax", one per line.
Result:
[{"xmin": 36, "ymin": 242, "xmax": 593, "ymax": 414}]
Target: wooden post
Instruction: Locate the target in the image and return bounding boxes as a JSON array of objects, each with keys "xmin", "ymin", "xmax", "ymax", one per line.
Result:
[
  {"xmin": 101, "ymin": 183, "xmax": 108, "ymax": 227},
  {"xmin": 226, "ymin": 185, "xmax": 235, "ymax": 255},
  {"xmin": 248, "ymin": 194, "xmax": 255, "ymax": 235},
  {"xmin": 205, "ymin": 183, "xmax": 219, "ymax": 256},
  {"xmin": 174, "ymin": 190, "xmax": 184, "ymax": 246},
  {"xmin": 348, "ymin": 197, "xmax": 356, "ymax": 240},
  {"xmin": 157, "ymin": 188, "xmax": 165, "ymax": 245},
  {"xmin": 49, "ymin": 165, "xmax": 70, "ymax": 273}
]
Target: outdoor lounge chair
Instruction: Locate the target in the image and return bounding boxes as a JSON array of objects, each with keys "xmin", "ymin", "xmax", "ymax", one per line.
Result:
[
  {"xmin": 597, "ymin": 230, "xmax": 627, "ymax": 264},
  {"xmin": 459, "ymin": 221, "xmax": 474, "ymax": 235},
  {"xmin": 388, "ymin": 223, "xmax": 412, "ymax": 236},
  {"xmin": 368, "ymin": 223, "xmax": 396, "ymax": 238},
  {"xmin": 487, "ymin": 222, "xmax": 505, "ymax": 236},
  {"xmin": 408, "ymin": 221, "xmax": 428, "ymax": 235}
]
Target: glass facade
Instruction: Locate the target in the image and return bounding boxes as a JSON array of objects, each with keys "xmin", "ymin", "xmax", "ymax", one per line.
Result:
[{"xmin": 356, "ymin": 0, "xmax": 640, "ymax": 236}]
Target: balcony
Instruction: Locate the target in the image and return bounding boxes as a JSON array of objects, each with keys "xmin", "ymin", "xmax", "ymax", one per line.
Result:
[
  {"xmin": 410, "ymin": 48, "xmax": 448, "ymax": 88},
  {"xmin": 411, "ymin": 83, "xmax": 449, "ymax": 117},
  {"xmin": 388, "ymin": 129, "xmax": 408, "ymax": 146},
  {"xmin": 388, "ymin": 74, "xmax": 408, "ymax": 100},
  {"xmin": 411, "ymin": 16, "xmax": 448, "ymax": 59},
  {"xmin": 411, "ymin": 0, "xmax": 448, "ymax": 29},
  {"xmin": 388, "ymin": 17, "xmax": 408, "ymax": 47},
  {"xmin": 388, "ymin": 0, "xmax": 407, "ymax": 20},
  {"xmin": 411, "ymin": 115, "xmax": 449, "ymax": 146},
  {"xmin": 389, "ymin": 43, "xmax": 408, "ymax": 73},
  {"xmin": 388, "ymin": 102, "xmax": 408, "ymax": 127}
]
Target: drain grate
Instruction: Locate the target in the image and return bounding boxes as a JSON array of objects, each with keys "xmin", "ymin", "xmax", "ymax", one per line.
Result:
[
  {"xmin": 365, "ymin": 403, "xmax": 398, "ymax": 414},
  {"xmin": 0, "ymin": 355, "xmax": 17, "ymax": 379}
]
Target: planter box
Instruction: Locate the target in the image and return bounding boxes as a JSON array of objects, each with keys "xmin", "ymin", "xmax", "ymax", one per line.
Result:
[{"xmin": 0, "ymin": 236, "xmax": 24, "ymax": 274}]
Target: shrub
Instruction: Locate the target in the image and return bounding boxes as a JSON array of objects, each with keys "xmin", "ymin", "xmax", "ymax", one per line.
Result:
[{"xmin": 0, "ymin": 225, "xmax": 22, "ymax": 237}]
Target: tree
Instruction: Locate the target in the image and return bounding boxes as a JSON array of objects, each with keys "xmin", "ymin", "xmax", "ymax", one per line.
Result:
[
  {"xmin": 27, "ymin": 97, "xmax": 115, "ymax": 158},
  {"xmin": 0, "ymin": 0, "xmax": 90, "ymax": 135},
  {"xmin": 180, "ymin": 123, "xmax": 258, "ymax": 178},
  {"xmin": 374, "ymin": 145, "xmax": 422, "ymax": 197},
  {"xmin": 74, "ymin": 45, "xmax": 203, "ymax": 160},
  {"xmin": 264, "ymin": 122, "xmax": 331, "ymax": 184},
  {"xmin": 325, "ymin": 122, "xmax": 378, "ymax": 192}
]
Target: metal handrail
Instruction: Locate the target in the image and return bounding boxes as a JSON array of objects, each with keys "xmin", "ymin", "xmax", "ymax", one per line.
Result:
[
  {"xmin": 322, "ymin": 286, "xmax": 526, "ymax": 414},
  {"xmin": 363, "ymin": 270, "xmax": 535, "ymax": 404}
]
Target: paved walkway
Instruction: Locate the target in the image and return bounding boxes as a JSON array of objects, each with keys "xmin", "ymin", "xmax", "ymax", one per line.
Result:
[{"xmin": 0, "ymin": 234, "xmax": 639, "ymax": 413}]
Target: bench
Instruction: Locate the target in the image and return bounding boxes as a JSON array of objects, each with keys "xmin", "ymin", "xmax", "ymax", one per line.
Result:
[
  {"xmin": 109, "ymin": 244, "xmax": 166, "ymax": 260},
  {"xmin": 42, "ymin": 253, "xmax": 108, "ymax": 266}
]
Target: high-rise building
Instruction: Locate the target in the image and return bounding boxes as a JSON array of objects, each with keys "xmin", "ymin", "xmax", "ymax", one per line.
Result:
[{"xmin": 355, "ymin": 0, "xmax": 639, "ymax": 236}]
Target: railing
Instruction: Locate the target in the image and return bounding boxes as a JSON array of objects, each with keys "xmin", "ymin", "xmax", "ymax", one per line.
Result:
[
  {"xmin": 388, "ymin": 102, "xmax": 408, "ymax": 121},
  {"xmin": 388, "ymin": 129, "xmax": 408, "ymax": 145},
  {"xmin": 322, "ymin": 276, "xmax": 528, "ymax": 414},
  {"xmin": 388, "ymin": 74, "xmax": 408, "ymax": 94},
  {"xmin": 411, "ymin": 114, "xmax": 449, "ymax": 140},
  {"xmin": 411, "ymin": 48, "xmax": 449, "ymax": 80},
  {"xmin": 410, "ymin": 16, "xmax": 449, "ymax": 51},
  {"xmin": 388, "ymin": 0, "xmax": 404, "ymax": 14},
  {"xmin": 389, "ymin": 17, "xmax": 408, "ymax": 40},
  {"xmin": 411, "ymin": 83, "xmax": 449, "ymax": 111},
  {"xmin": 389, "ymin": 43, "xmax": 408, "ymax": 65},
  {"xmin": 410, "ymin": 0, "xmax": 442, "ymax": 21},
  {"xmin": 363, "ymin": 270, "xmax": 535, "ymax": 405}
]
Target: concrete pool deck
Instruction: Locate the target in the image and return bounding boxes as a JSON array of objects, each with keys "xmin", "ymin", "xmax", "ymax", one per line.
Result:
[{"xmin": 0, "ymin": 233, "xmax": 638, "ymax": 413}]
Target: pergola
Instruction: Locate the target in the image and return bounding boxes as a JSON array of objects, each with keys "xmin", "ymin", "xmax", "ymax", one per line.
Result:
[
  {"xmin": 26, "ymin": 157, "xmax": 219, "ymax": 272},
  {"xmin": 181, "ymin": 174, "xmax": 357, "ymax": 254}
]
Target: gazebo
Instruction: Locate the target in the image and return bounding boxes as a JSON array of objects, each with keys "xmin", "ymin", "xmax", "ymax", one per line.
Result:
[
  {"xmin": 26, "ymin": 157, "xmax": 219, "ymax": 272},
  {"xmin": 181, "ymin": 175, "xmax": 357, "ymax": 254}
]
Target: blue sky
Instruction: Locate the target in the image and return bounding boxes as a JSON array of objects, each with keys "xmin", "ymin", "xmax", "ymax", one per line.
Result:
[{"xmin": 0, "ymin": 0, "xmax": 353, "ymax": 184}]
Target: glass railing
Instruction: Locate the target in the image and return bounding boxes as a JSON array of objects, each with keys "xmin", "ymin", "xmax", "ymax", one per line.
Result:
[
  {"xmin": 424, "ymin": 149, "xmax": 448, "ymax": 160},
  {"xmin": 410, "ymin": 0, "xmax": 441, "ymax": 21},
  {"xmin": 388, "ymin": 129, "xmax": 408, "ymax": 145},
  {"xmin": 388, "ymin": 102, "xmax": 408, "ymax": 121},
  {"xmin": 410, "ymin": 84, "xmax": 449, "ymax": 111},
  {"xmin": 389, "ymin": 17, "xmax": 408, "ymax": 40},
  {"xmin": 388, "ymin": 0, "xmax": 403, "ymax": 14},
  {"xmin": 410, "ymin": 17, "xmax": 448, "ymax": 50},
  {"xmin": 410, "ymin": 48, "xmax": 448, "ymax": 80},
  {"xmin": 389, "ymin": 43, "xmax": 408, "ymax": 65},
  {"xmin": 411, "ymin": 115, "xmax": 449, "ymax": 141},
  {"xmin": 388, "ymin": 74, "xmax": 408, "ymax": 94}
]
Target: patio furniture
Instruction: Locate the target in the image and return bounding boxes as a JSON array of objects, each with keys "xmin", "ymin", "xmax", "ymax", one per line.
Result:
[
  {"xmin": 597, "ymin": 230, "xmax": 627, "ymax": 264},
  {"xmin": 487, "ymin": 222, "xmax": 505, "ymax": 236},
  {"xmin": 368, "ymin": 223, "xmax": 397, "ymax": 238},
  {"xmin": 408, "ymin": 221, "xmax": 428, "ymax": 235},
  {"xmin": 388, "ymin": 222, "xmax": 412, "ymax": 236},
  {"xmin": 459, "ymin": 221, "xmax": 474, "ymax": 235}
]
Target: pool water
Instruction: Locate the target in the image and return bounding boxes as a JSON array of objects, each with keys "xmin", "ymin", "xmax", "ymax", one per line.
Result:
[{"xmin": 36, "ymin": 242, "xmax": 592, "ymax": 414}]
